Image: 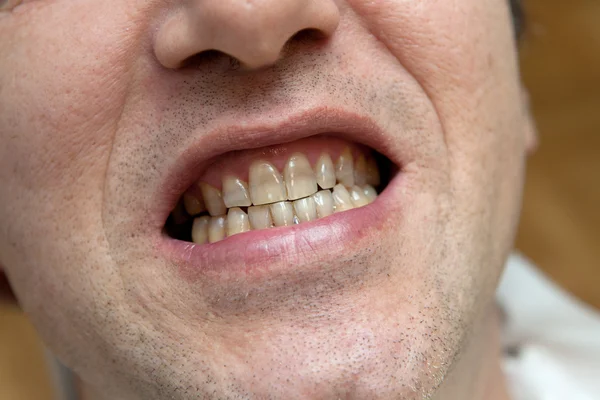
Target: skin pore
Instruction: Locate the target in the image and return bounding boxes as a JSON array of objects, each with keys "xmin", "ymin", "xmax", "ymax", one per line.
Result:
[{"xmin": 0, "ymin": 0, "xmax": 534, "ymax": 399}]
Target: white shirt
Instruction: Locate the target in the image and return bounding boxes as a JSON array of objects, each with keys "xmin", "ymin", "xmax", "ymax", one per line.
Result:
[
  {"xmin": 498, "ymin": 254, "xmax": 600, "ymax": 400},
  {"xmin": 49, "ymin": 254, "xmax": 600, "ymax": 400}
]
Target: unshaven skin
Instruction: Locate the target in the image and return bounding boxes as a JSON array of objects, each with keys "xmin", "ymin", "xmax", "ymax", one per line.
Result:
[{"xmin": 0, "ymin": 0, "xmax": 535, "ymax": 399}]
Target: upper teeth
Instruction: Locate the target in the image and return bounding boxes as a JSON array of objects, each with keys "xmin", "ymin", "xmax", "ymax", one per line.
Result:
[{"xmin": 180, "ymin": 148, "xmax": 381, "ymax": 244}]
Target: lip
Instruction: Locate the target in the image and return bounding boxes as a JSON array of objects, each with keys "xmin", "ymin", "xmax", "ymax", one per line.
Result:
[{"xmin": 153, "ymin": 106, "xmax": 410, "ymax": 280}]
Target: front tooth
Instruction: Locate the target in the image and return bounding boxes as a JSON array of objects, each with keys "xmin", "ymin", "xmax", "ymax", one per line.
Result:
[
  {"xmin": 222, "ymin": 176, "xmax": 252, "ymax": 207},
  {"xmin": 191, "ymin": 216, "xmax": 210, "ymax": 244},
  {"xmin": 363, "ymin": 185, "xmax": 377, "ymax": 203},
  {"xmin": 208, "ymin": 215, "xmax": 226, "ymax": 243},
  {"xmin": 293, "ymin": 197, "xmax": 317, "ymax": 223},
  {"xmin": 200, "ymin": 183, "xmax": 227, "ymax": 216},
  {"xmin": 284, "ymin": 153, "xmax": 318, "ymax": 200},
  {"xmin": 332, "ymin": 184, "xmax": 354, "ymax": 213},
  {"xmin": 248, "ymin": 205, "xmax": 273, "ymax": 229},
  {"xmin": 354, "ymin": 155, "xmax": 368, "ymax": 186},
  {"xmin": 249, "ymin": 161, "xmax": 287, "ymax": 205},
  {"xmin": 314, "ymin": 153, "xmax": 336, "ymax": 189},
  {"xmin": 365, "ymin": 158, "xmax": 380, "ymax": 187},
  {"xmin": 313, "ymin": 190, "xmax": 334, "ymax": 218},
  {"xmin": 183, "ymin": 192, "xmax": 206, "ymax": 216},
  {"xmin": 269, "ymin": 201, "xmax": 294, "ymax": 227},
  {"xmin": 335, "ymin": 147, "xmax": 355, "ymax": 187},
  {"xmin": 350, "ymin": 185, "xmax": 370, "ymax": 207},
  {"xmin": 227, "ymin": 207, "xmax": 250, "ymax": 236}
]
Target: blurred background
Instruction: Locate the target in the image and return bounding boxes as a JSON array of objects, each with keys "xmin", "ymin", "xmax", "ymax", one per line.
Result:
[{"xmin": 1, "ymin": 0, "xmax": 599, "ymax": 398}]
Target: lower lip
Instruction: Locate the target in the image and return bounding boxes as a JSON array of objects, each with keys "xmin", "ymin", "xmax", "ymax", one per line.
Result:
[{"xmin": 159, "ymin": 174, "xmax": 404, "ymax": 282}]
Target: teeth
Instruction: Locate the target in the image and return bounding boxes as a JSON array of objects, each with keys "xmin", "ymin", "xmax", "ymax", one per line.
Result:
[
  {"xmin": 200, "ymin": 183, "xmax": 227, "ymax": 216},
  {"xmin": 227, "ymin": 207, "xmax": 250, "ymax": 236},
  {"xmin": 191, "ymin": 216, "xmax": 210, "ymax": 244},
  {"xmin": 248, "ymin": 205, "xmax": 273, "ymax": 229},
  {"xmin": 284, "ymin": 153, "xmax": 318, "ymax": 200},
  {"xmin": 312, "ymin": 190, "xmax": 334, "ymax": 218},
  {"xmin": 208, "ymin": 216, "xmax": 226, "ymax": 243},
  {"xmin": 222, "ymin": 176, "xmax": 252, "ymax": 208},
  {"xmin": 293, "ymin": 197, "xmax": 317, "ymax": 223},
  {"xmin": 249, "ymin": 161, "xmax": 287, "ymax": 206},
  {"xmin": 269, "ymin": 201, "xmax": 294, "ymax": 227},
  {"xmin": 332, "ymin": 184, "xmax": 354, "ymax": 213},
  {"xmin": 363, "ymin": 184, "xmax": 377, "ymax": 203},
  {"xmin": 335, "ymin": 147, "xmax": 355, "ymax": 188},
  {"xmin": 177, "ymin": 150, "xmax": 383, "ymax": 244},
  {"xmin": 314, "ymin": 153, "xmax": 336, "ymax": 190},
  {"xmin": 350, "ymin": 185, "xmax": 370, "ymax": 207},
  {"xmin": 183, "ymin": 192, "xmax": 206, "ymax": 216},
  {"xmin": 365, "ymin": 158, "xmax": 380, "ymax": 187},
  {"xmin": 353, "ymin": 155, "xmax": 368, "ymax": 187}
]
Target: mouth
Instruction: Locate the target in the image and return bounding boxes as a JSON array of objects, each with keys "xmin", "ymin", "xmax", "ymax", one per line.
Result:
[
  {"xmin": 165, "ymin": 135, "xmax": 395, "ymax": 243},
  {"xmin": 158, "ymin": 109, "xmax": 404, "ymax": 277}
]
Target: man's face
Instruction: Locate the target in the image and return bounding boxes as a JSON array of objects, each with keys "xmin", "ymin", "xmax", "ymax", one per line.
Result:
[{"xmin": 0, "ymin": 0, "xmax": 530, "ymax": 398}]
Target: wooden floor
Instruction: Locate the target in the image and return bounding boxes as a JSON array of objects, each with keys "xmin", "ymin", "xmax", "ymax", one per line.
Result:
[{"xmin": 1, "ymin": 0, "xmax": 599, "ymax": 398}]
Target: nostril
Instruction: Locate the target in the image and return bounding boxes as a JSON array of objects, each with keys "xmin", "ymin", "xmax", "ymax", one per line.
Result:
[
  {"xmin": 180, "ymin": 49, "xmax": 241, "ymax": 71},
  {"xmin": 290, "ymin": 28, "xmax": 329, "ymax": 42}
]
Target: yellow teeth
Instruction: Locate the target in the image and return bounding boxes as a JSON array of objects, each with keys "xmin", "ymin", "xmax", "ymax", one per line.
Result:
[
  {"xmin": 179, "ymin": 149, "xmax": 384, "ymax": 243},
  {"xmin": 314, "ymin": 153, "xmax": 336, "ymax": 189},
  {"xmin": 353, "ymin": 155, "xmax": 367, "ymax": 187},
  {"xmin": 350, "ymin": 185, "xmax": 370, "ymax": 207},
  {"xmin": 248, "ymin": 205, "xmax": 273, "ymax": 229},
  {"xmin": 249, "ymin": 161, "xmax": 287, "ymax": 206},
  {"xmin": 365, "ymin": 157, "xmax": 380, "ymax": 187},
  {"xmin": 269, "ymin": 201, "xmax": 295, "ymax": 227},
  {"xmin": 284, "ymin": 153, "xmax": 318, "ymax": 200},
  {"xmin": 227, "ymin": 207, "xmax": 250, "ymax": 236},
  {"xmin": 208, "ymin": 216, "xmax": 226, "ymax": 243},
  {"xmin": 335, "ymin": 147, "xmax": 354, "ymax": 188},
  {"xmin": 191, "ymin": 215, "xmax": 210, "ymax": 244},
  {"xmin": 312, "ymin": 190, "xmax": 334, "ymax": 218},
  {"xmin": 183, "ymin": 192, "xmax": 206, "ymax": 216},
  {"xmin": 293, "ymin": 196, "xmax": 317, "ymax": 223},
  {"xmin": 332, "ymin": 184, "xmax": 354, "ymax": 213},
  {"xmin": 200, "ymin": 183, "xmax": 227, "ymax": 216},
  {"xmin": 222, "ymin": 176, "xmax": 252, "ymax": 208}
]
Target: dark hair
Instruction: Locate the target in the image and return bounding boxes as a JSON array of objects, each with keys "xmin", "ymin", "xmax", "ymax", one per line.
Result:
[{"xmin": 510, "ymin": 0, "xmax": 525, "ymax": 39}]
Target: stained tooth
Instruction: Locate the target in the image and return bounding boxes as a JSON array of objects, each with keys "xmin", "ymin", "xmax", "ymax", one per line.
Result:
[
  {"xmin": 293, "ymin": 197, "xmax": 317, "ymax": 223},
  {"xmin": 284, "ymin": 153, "xmax": 318, "ymax": 200},
  {"xmin": 365, "ymin": 157, "xmax": 380, "ymax": 187},
  {"xmin": 314, "ymin": 153, "xmax": 336, "ymax": 189},
  {"xmin": 183, "ymin": 192, "xmax": 206, "ymax": 216},
  {"xmin": 313, "ymin": 190, "xmax": 334, "ymax": 218},
  {"xmin": 354, "ymin": 155, "xmax": 368, "ymax": 186},
  {"xmin": 269, "ymin": 201, "xmax": 294, "ymax": 227},
  {"xmin": 172, "ymin": 198, "xmax": 189, "ymax": 225},
  {"xmin": 363, "ymin": 185, "xmax": 377, "ymax": 203},
  {"xmin": 208, "ymin": 215, "xmax": 226, "ymax": 243},
  {"xmin": 191, "ymin": 216, "xmax": 210, "ymax": 244},
  {"xmin": 248, "ymin": 205, "xmax": 273, "ymax": 230},
  {"xmin": 222, "ymin": 176, "xmax": 252, "ymax": 207},
  {"xmin": 200, "ymin": 183, "xmax": 227, "ymax": 216},
  {"xmin": 350, "ymin": 185, "xmax": 370, "ymax": 207},
  {"xmin": 332, "ymin": 184, "xmax": 354, "ymax": 213},
  {"xmin": 249, "ymin": 161, "xmax": 287, "ymax": 205},
  {"xmin": 227, "ymin": 207, "xmax": 250, "ymax": 236},
  {"xmin": 335, "ymin": 147, "xmax": 355, "ymax": 187}
]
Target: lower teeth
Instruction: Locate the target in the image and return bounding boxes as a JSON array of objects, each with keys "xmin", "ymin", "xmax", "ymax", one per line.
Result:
[{"xmin": 185, "ymin": 184, "xmax": 377, "ymax": 244}]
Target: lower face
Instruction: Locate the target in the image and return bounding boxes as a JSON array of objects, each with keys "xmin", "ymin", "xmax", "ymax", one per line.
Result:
[{"xmin": 0, "ymin": 0, "xmax": 528, "ymax": 399}]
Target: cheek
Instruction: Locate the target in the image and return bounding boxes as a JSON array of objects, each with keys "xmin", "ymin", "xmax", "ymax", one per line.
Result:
[{"xmin": 0, "ymin": 1, "xmax": 141, "ymax": 319}]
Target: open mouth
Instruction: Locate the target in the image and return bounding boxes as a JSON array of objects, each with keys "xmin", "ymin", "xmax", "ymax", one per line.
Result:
[{"xmin": 164, "ymin": 135, "xmax": 396, "ymax": 244}]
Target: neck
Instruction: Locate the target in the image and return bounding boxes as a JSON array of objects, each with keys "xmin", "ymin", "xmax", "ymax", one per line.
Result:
[{"xmin": 77, "ymin": 304, "xmax": 510, "ymax": 400}]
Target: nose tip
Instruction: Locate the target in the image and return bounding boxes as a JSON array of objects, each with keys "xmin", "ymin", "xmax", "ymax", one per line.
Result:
[{"xmin": 154, "ymin": 0, "xmax": 340, "ymax": 70}]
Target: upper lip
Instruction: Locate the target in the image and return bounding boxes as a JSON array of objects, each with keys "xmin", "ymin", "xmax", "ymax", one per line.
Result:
[{"xmin": 154, "ymin": 106, "xmax": 402, "ymax": 227}]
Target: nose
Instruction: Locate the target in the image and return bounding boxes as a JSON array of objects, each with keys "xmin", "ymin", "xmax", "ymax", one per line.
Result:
[{"xmin": 154, "ymin": 0, "xmax": 340, "ymax": 70}]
